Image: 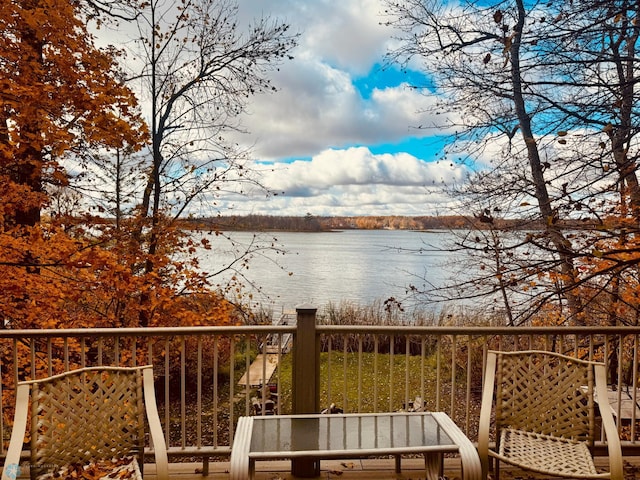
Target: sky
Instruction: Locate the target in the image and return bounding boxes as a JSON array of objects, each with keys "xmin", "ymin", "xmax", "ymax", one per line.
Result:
[{"xmin": 210, "ymin": 0, "xmax": 470, "ymax": 217}]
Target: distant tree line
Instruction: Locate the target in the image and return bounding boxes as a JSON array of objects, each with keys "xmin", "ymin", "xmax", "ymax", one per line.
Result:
[{"xmin": 182, "ymin": 213, "xmax": 599, "ymax": 232}]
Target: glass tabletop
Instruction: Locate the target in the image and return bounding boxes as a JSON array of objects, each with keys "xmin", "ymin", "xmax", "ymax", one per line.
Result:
[{"xmin": 249, "ymin": 413, "xmax": 454, "ymax": 454}]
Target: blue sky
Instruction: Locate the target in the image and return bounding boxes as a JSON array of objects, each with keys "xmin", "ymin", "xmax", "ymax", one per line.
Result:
[{"xmin": 212, "ymin": 0, "xmax": 471, "ymax": 217}]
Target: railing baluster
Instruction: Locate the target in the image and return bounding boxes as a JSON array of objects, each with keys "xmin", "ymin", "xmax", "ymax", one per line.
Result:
[
  {"xmin": 244, "ymin": 335, "xmax": 251, "ymax": 416},
  {"xmin": 80, "ymin": 337, "xmax": 86, "ymax": 368},
  {"xmin": 98, "ymin": 337, "xmax": 103, "ymax": 365},
  {"xmin": 435, "ymin": 335, "xmax": 441, "ymax": 411},
  {"xmin": 373, "ymin": 335, "xmax": 378, "ymax": 413},
  {"xmin": 30, "ymin": 338, "xmax": 35, "ymax": 379},
  {"xmin": 465, "ymin": 334, "xmax": 472, "ymax": 433},
  {"xmin": 343, "ymin": 335, "xmax": 348, "ymax": 413},
  {"xmin": 327, "ymin": 335, "xmax": 332, "ymax": 406},
  {"xmin": 213, "ymin": 335, "xmax": 219, "ymax": 448},
  {"xmin": 131, "ymin": 336, "xmax": 137, "ymax": 367},
  {"xmin": 164, "ymin": 337, "xmax": 170, "ymax": 447},
  {"xmin": 276, "ymin": 333, "xmax": 282, "ymax": 415},
  {"xmin": 405, "ymin": 336, "xmax": 409, "ymax": 411},
  {"xmin": 632, "ymin": 334, "xmax": 638, "ymax": 442},
  {"xmin": 64, "ymin": 336, "xmax": 69, "ymax": 371},
  {"xmin": 47, "ymin": 338, "xmax": 53, "ymax": 376},
  {"xmin": 229, "ymin": 335, "xmax": 235, "ymax": 440},
  {"xmin": 0, "ymin": 351, "xmax": 3, "ymax": 454},
  {"xmin": 420, "ymin": 336, "xmax": 426, "ymax": 405},
  {"xmin": 389, "ymin": 334, "xmax": 394, "ymax": 412},
  {"xmin": 357, "ymin": 335, "xmax": 362, "ymax": 412},
  {"xmin": 262, "ymin": 335, "xmax": 269, "ymax": 415},
  {"xmin": 181, "ymin": 336, "xmax": 186, "ymax": 449},
  {"xmin": 197, "ymin": 335, "xmax": 203, "ymax": 448},
  {"xmin": 450, "ymin": 334, "xmax": 456, "ymax": 417}
]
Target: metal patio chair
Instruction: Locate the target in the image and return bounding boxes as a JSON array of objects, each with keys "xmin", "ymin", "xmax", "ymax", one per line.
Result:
[
  {"xmin": 1, "ymin": 366, "xmax": 168, "ymax": 480},
  {"xmin": 478, "ymin": 350, "xmax": 623, "ymax": 480}
]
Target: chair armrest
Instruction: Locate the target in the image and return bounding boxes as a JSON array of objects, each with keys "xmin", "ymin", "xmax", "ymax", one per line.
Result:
[
  {"xmin": 478, "ymin": 352, "xmax": 497, "ymax": 480},
  {"xmin": 594, "ymin": 364, "xmax": 623, "ymax": 480},
  {"xmin": 142, "ymin": 367, "xmax": 169, "ymax": 480},
  {"xmin": 2, "ymin": 384, "xmax": 30, "ymax": 480}
]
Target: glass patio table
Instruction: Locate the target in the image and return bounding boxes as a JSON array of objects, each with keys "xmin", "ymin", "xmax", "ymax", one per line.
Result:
[{"xmin": 230, "ymin": 411, "xmax": 481, "ymax": 480}]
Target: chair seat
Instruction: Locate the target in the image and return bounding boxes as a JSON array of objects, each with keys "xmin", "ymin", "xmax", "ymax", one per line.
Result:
[
  {"xmin": 39, "ymin": 456, "xmax": 142, "ymax": 480},
  {"xmin": 1, "ymin": 366, "xmax": 168, "ymax": 480},
  {"xmin": 494, "ymin": 428, "xmax": 607, "ymax": 478}
]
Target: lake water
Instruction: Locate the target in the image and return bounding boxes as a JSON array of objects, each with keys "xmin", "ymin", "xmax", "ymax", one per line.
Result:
[{"xmin": 197, "ymin": 230, "xmax": 459, "ymax": 314}]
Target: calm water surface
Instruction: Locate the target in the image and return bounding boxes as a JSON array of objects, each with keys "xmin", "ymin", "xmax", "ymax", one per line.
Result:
[{"xmin": 197, "ymin": 230, "xmax": 457, "ymax": 313}]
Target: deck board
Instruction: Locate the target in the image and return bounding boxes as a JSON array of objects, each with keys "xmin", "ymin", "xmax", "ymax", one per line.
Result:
[
  {"xmin": 137, "ymin": 455, "xmax": 640, "ymax": 479},
  {"xmin": 7, "ymin": 455, "xmax": 640, "ymax": 479}
]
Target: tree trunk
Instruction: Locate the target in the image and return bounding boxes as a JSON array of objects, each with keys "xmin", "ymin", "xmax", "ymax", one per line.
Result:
[{"xmin": 512, "ymin": 0, "xmax": 584, "ymax": 322}]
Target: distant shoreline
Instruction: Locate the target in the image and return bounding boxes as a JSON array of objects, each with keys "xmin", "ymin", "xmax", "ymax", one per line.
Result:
[{"xmin": 179, "ymin": 213, "xmax": 592, "ymax": 232}]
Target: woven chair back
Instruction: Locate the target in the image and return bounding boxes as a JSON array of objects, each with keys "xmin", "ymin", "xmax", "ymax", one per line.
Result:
[
  {"xmin": 28, "ymin": 367, "xmax": 145, "ymax": 475},
  {"xmin": 494, "ymin": 350, "xmax": 595, "ymax": 444}
]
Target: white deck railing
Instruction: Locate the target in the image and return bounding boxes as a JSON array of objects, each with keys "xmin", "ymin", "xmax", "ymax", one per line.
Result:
[{"xmin": 1, "ymin": 312, "xmax": 639, "ymax": 473}]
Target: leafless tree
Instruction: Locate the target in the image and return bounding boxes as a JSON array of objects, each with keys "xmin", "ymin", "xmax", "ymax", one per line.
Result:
[
  {"xmin": 383, "ymin": 0, "xmax": 640, "ymax": 325},
  {"xmin": 91, "ymin": 0, "xmax": 300, "ymax": 323}
]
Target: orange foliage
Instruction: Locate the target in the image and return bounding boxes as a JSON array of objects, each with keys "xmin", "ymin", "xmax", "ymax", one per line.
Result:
[
  {"xmin": 0, "ymin": 1, "xmax": 251, "ymax": 439},
  {"xmin": 0, "ymin": 219, "xmax": 241, "ymax": 330},
  {"xmin": 0, "ymin": 0, "xmax": 243, "ymax": 394}
]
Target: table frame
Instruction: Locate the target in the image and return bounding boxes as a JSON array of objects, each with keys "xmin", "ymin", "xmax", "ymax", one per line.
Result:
[{"xmin": 230, "ymin": 411, "xmax": 481, "ymax": 480}]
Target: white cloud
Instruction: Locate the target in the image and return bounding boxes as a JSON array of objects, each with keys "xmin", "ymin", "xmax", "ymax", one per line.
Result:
[
  {"xmin": 296, "ymin": 0, "xmax": 391, "ymax": 74},
  {"xmin": 264, "ymin": 147, "xmax": 463, "ymax": 191},
  {"xmin": 235, "ymin": 61, "xmax": 442, "ymax": 160},
  {"xmin": 104, "ymin": 0, "xmax": 466, "ymax": 217},
  {"xmin": 217, "ymin": 146, "xmax": 467, "ymax": 216},
  {"xmin": 230, "ymin": 0, "xmax": 450, "ymax": 162},
  {"xmin": 240, "ymin": 0, "xmax": 390, "ymax": 74}
]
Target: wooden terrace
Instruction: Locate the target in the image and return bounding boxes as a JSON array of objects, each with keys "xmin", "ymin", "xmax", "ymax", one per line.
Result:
[
  {"xmin": 2, "ymin": 307, "xmax": 640, "ymax": 479},
  {"xmin": 138, "ymin": 457, "xmax": 640, "ymax": 480}
]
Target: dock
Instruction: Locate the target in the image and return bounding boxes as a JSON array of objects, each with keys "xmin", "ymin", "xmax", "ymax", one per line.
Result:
[
  {"xmin": 238, "ymin": 311, "xmax": 296, "ymax": 389},
  {"xmin": 237, "ymin": 353, "xmax": 279, "ymax": 388}
]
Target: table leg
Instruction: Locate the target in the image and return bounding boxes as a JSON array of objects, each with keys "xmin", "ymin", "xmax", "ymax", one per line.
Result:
[
  {"xmin": 395, "ymin": 455, "xmax": 401, "ymax": 473},
  {"xmin": 432, "ymin": 412, "xmax": 482, "ymax": 480},
  {"xmin": 424, "ymin": 453, "xmax": 443, "ymax": 480},
  {"xmin": 230, "ymin": 417, "xmax": 254, "ymax": 480},
  {"xmin": 291, "ymin": 458, "xmax": 320, "ymax": 477}
]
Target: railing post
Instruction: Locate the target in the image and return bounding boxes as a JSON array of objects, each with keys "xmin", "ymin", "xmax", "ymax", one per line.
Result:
[{"xmin": 292, "ymin": 303, "xmax": 320, "ymax": 477}]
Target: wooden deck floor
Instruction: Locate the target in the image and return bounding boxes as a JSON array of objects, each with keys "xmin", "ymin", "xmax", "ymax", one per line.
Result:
[{"xmin": 141, "ymin": 456, "xmax": 640, "ymax": 480}]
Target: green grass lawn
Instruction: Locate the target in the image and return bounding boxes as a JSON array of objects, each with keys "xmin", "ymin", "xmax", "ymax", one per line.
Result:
[{"xmin": 273, "ymin": 351, "xmax": 456, "ymax": 414}]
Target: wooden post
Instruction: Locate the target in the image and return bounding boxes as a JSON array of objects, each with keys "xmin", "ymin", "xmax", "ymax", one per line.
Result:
[{"xmin": 292, "ymin": 303, "xmax": 320, "ymax": 477}]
